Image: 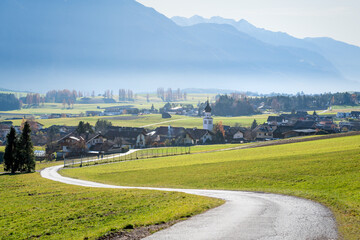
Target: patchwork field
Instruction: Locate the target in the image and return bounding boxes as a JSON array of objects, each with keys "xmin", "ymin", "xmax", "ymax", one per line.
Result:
[
  {"xmin": 0, "ymin": 173, "xmax": 223, "ymax": 240},
  {"xmin": 0, "ymin": 93, "xmax": 215, "ymax": 116},
  {"xmin": 62, "ymin": 135, "xmax": 360, "ymax": 239},
  {"xmin": 6, "ymin": 113, "xmax": 268, "ymax": 129}
]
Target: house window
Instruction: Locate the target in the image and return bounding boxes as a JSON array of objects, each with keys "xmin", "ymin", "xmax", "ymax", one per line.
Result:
[
  {"xmin": 209, "ymin": 120, "xmax": 212, "ymax": 124},
  {"xmin": 204, "ymin": 120, "xmax": 207, "ymax": 124}
]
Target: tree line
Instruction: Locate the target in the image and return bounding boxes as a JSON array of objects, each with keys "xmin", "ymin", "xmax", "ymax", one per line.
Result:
[
  {"xmin": 3, "ymin": 122, "xmax": 35, "ymax": 173},
  {"xmin": 118, "ymin": 89, "xmax": 135, "ymax": 101},
  {"xmin": 248, "ymin": 92, "xmax": 360, "ymax": 112},
  {"xmin": 210, "ymin": 92, "xmax": 360, "ymax": 116},
  {"xmin": 157, "ymin": 88, "xmax": 187, "ymax": 102},
  {"xmin": 211, "ymin": 95, "xmax": 257, "ymax": 116},
  {"xmin": 0, "ymin": 93, "xmax": 21, "ymax": 111},
  {"xmin": 45, "ymin": 89, "xmax": 78, "ymax": 104}
]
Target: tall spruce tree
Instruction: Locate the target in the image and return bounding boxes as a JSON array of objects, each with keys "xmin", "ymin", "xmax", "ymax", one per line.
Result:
[
  {"xmin": 251, "ymin": 119, "xmax": 258, "ymax": 130},
  {"xmin": 17, "ymin": 122, "xmax": 35, "ymax": 173},
  {"xmin": 76, "ymin": 121, "xmax": 94, "ymax": 134},
  {"xmin": 3, "ymin": 127, "xmax": 18, "ymax": 173}
]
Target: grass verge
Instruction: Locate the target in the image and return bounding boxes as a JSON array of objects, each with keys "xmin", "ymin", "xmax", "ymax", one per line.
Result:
[{"xmin": 0, "ymin": 173, "xmax": 223, "ymax": 240}]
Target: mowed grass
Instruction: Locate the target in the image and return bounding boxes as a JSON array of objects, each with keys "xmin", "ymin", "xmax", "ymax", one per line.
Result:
[
  {"xmin": 62, "ymin": 135, "xmax": 360, "ymax": 239},
  {"xmin": 0, "ymin": 173, "xmax": 223, "ymax": 240}
]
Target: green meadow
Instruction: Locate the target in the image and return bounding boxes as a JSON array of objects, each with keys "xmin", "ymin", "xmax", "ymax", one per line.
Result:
[
  {"xmin": 62, "ymin": 135, "xmax": 360, "ymax": 239},
  {"xmin": 6, "ymin": 114, "xmax": 268, "ymax": 129},
  {"xmin": 0, "ymin": 173, "xmax": 223, "ymax": 240},
  {"xmin": 0, "ymin": 146, "xmax": 45, "ymax": 152},
  {"xmin": 0, "ymin": 93, "xmax": 215, "ymax": 115}
]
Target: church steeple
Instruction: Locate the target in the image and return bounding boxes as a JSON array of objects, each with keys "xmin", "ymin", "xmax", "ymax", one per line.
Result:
[
  {"xmin": 204, "ymin": 100, "xmax": 211, "ymax": 113},
  {"xmin": 203, "ymin": 100, "xmax": 213, "ymax": 131}
]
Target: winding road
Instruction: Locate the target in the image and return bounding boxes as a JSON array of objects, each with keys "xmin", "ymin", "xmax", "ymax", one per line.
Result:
[{"xmin": 41, "ymin": 152, "xmax": 338, "ymax": 240}]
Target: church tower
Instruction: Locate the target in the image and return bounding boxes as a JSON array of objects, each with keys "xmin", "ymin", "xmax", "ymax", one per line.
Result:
[{"xmin": 203, "ymin": 100, "xmax": 213, "ymax": 131}]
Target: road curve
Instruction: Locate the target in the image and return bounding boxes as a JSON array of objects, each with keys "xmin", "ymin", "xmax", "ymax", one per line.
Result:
[{"xmin": 41, "ymin": 163, "xmax": 338, "ymax": 240}]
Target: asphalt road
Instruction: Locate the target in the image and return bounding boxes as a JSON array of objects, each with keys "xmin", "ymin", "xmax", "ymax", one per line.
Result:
[{"xmin": 41, "ymin": 158, "xmax": 338, "ymax": 240}]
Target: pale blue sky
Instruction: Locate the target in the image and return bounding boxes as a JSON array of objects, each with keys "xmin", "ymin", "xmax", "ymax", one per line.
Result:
[{"xmin": 137, "ymin": 0, "xmax": 360, "ymax": 46}]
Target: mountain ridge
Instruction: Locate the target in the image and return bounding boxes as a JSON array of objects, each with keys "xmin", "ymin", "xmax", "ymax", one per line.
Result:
[
  {"xmin": 0, "ymin": 0, "xmax": 357, "ymax": 93},
  {"xmin": 172, "ymin": 15, "xmax": 360, "ymax": 82}
]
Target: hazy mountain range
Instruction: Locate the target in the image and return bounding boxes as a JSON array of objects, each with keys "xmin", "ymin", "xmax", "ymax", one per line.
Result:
[
  {"xmin": 0, "ymin": 0, "xmax": 359, "ymax": 93},
  {"xmin": 172, "ymin": 15, "xmax": 360, "ymax": 82}
]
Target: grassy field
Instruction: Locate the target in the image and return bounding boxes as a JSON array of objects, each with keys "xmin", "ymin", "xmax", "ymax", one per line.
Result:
[
  {"xmin": 0, "ymin": 173, "xmax": 223, "ymax": 240},
  {"xmin": 0, "ymin": 146, "xmax": 45, "ymax": 152},
  {"xmin": 62, "ymin": 135, "xmax": 360, "ymax": 239},
  {"xmin": 64, "ymin": 144, "xmax": 248, "ymax": 168},
  {"xmin": 0, "ymin": 91, "xmax": 266, "ymax": 129},
  {"xmin": 190, "ymin": 143, "xmax": 245, "ymax": 153},
  {"xmin": 4, "ymin": 113, "xmax": 268, "ymax": 129},
  {"xmin": 6, "ymin": 114, "xmax": 188, "ymax": 128},
  {"xmin": 0, "ymin": 93, "xmax": 216, "ymax": 116},
  {"xmin": 1, "ymin": 144, "xmax": 245, "ymax": 172}
]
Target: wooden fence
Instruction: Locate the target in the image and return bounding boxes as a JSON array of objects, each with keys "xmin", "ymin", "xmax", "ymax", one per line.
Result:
[{"xmin": 63, "ymin": 146, "xmax": 191, "ymax": 168}]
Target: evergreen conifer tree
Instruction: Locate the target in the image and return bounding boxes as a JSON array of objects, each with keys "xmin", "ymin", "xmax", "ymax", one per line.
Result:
[
  {"xmin": 76, "ymin": 121, "xmax": 85, "ymax": 134},
  {"xmin": 17, "ymin": 122, "xmax": 35, "ymax": 173},
  {"xmin": 251, "ymin": 119, "xmax": 258, "ymax": 130},
  {"xmin": 3, "ymin": 127, "xmax": 18, "ymax": 173}
]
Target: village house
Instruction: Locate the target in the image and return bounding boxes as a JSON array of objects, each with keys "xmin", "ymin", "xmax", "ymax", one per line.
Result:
[
  {"xmin": 186, "ymin": 128, "xmax": 214, "ymax": 144},
  {"xmin": 152, "ymin": 126, "xmax": 194, "ymax": 146},
  {"xmin": 105, "ymin": 127, "xmax": 147, "ymax": 149},
  {"xmin": 49, "ymin": 113, "xmax": 62, "ymax": 119},
  {"xmin": 339, "ymin": 120, "xmax": 360, "ymax": 131},
  {"xmin": 336, "ymin": 112, "xmax": 351, "ymax": 118},
  {"xmin": 280, "ymin": 111, "xmax": 308, "ymax": 124},
  {"xmin": 86, "ymin": 133, "xmax": 106, "ymax": 150},
  {"xmin": 254, "ymin": 124, "xmax": 276, "ymax": 140},
  {"xmin": 103, "ymin": 107, "xmax": 127, "ymax": 116},
  {"xmin": 85, "ymin": 111, "xmax": 103, "ymax": 117},
  {"xmin": 350, "ymin": 111, "xmax": 360, "ymax": 119},
  {"xmin": 267, "ymin": 116, "xmax": 287, "ymax": 126},
  {"xmin": 225, "ymin": 127, "xmax": 247, "ymax": 143},
  {"xmin": 283, "ymin": 129, "xmax": 317, "ymax": 138},
  {"xmin": 57, "ymin": 133, "xmax": 86, "ymax": 154},
  {"xmin": 293, "ymin": 120, "xmax": 316, "ymax": 130},
  {"xmin": 272, "ymin": 125, "xmax": 295, "ymax": 139},
  {"xmin": 316, "ymin": 116, "xmax": 338, "ymax": 133}
]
